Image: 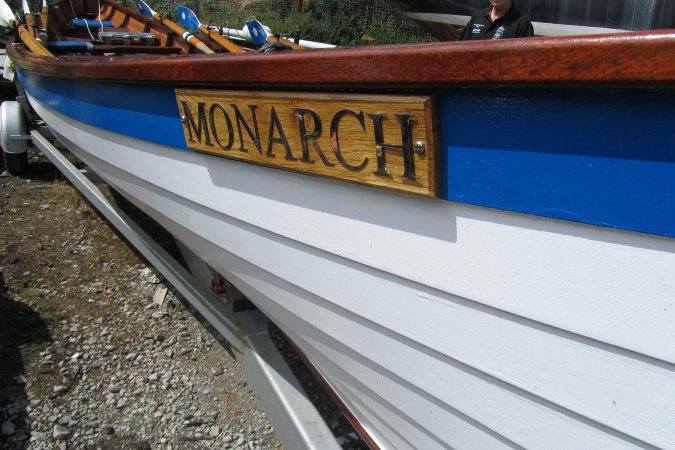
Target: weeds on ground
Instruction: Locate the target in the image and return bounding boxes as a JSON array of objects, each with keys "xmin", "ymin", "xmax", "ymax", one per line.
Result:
[{"xmin": 46, "ymin": 181, "xmax": 82, "ymax": 209}]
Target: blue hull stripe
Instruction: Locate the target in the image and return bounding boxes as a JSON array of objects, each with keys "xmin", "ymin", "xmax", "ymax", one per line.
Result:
[
  {"xmin": 440, "ymin": 89, "xmax": 675, "ymax": 237},
  {"xmin": 17, "ymin": 70, "xmax": 186, "ymax": 149},
  {"xmin": 18, "ymin": 69, "xmax": 675, "ymax": 237}
]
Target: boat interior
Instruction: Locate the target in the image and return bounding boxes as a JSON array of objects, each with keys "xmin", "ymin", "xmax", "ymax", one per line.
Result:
[
  {"xmin": 25, "ymin": 0, "xmax": 256, "ymax": 56},
  {"xmin": 15, "ymin": 0, "xmax": 675, "ymax": 60}
]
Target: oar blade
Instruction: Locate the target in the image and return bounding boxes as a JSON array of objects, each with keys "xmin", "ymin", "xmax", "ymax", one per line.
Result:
[
  {"xmin": 177, "ymin": 5, "xmax": 200, "ymax": 31},
  {"xmin": 134, "ymin": 0, "xmax": 155, "ymax": 18},
  {"xmin": 245, "ymin": 19, "xmax": 268, "ymax": 45}
]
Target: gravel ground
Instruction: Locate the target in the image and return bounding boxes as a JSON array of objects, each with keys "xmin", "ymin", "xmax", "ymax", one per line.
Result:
[
  {"xmin": 0, "ymin": 147, "xmax": 367, "ymax": 449},
  {"xmin": 0, "ymin": 155, "xmax": 281, "ymax": 449},
  {"xmin": 6, "ymin": 271, "xmax": 278, "ymax": 450}
]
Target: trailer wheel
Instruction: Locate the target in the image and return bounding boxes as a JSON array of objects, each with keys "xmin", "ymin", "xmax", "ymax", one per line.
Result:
[
  {"xmin": 4, "ymin": 151, "xmax": 28, "ymax": 175},
  {"xmin": 0, "ymin": 100, "xmax": 28, "ymax": 175}
]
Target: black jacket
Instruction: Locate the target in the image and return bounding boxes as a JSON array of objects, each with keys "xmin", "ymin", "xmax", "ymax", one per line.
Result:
[{"xmin": 459, "ymin": 4, "xmax": 534, "ymax": 40}]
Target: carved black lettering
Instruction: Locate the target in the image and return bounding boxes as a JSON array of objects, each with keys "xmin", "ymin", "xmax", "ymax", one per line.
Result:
[
  {"xmin": 209, "ymin": 103, "xmax": 234, "ymax": 150},
  {"xmin": 266, "ymin": 106, "xmax": 296, "ymax": 160},
  {"xmin": 329, "ymin": 109, "xmax": 368, "ymax": 171},
  {"xmin": 181, "ymin": 101, "xmax": 212, "ymax": 146},
  {"xmin": 368, "ymin": 113, "xmax": 416, "ymax": 180},
  {"xmin": 230, "ymin": 104, "xmax": 262, "ymax": 154},
  {"xmin": 294, "ymin": 108, "xmax": 334, "ymax": 167}
]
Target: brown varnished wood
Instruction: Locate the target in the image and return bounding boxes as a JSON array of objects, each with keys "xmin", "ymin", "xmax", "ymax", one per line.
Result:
[
  {"xmin": 17, "ymin": 24, "xmax": 53, "ymax": 57},
  {"xmin": 45, "ymin": 0, "xmax": 215, "ymax": 55},
  {"xmin": 8, "ymin": 0, "xmax": 675, "ymax": 88},
  {"xmin": 96, "ymin": 0, "xmax": 191, "ymax": 53},
  {"xmin": 267, "ymin": 34, "xmax": 304, "ymax": 50},
  {"xmin": 10, "ymin": 30, "xmax": 675, "ymax": 88},
  {"xmin": 24, "ymin": 12, "xmax": 34, "ymax": 30},
  {"xmin": 148, "ymin": 11, "xmax": 214, "ymax": 54},
  {"xmin": 96, "ymin": 0, "xmax": 237, "ymax": 55},
  {"xmin": 176, "ymin": 90, "xmax": 437, "ymax": 197},
  {"xmin": 88, "ymin": 45, "xmax": 182, "ymax": 55},
  {"xmin": 40, "ymin": 3, "xmax": 48, "ymax": 30},
  {"xmin": 199, "ymin": 24, "xmax": 246, "ymax": 54}
]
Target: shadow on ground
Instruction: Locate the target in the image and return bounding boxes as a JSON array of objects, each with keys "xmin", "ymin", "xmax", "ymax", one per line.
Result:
[{"xmin": 0, "ymin": 272, "xmax": 52, "ymax": 448}]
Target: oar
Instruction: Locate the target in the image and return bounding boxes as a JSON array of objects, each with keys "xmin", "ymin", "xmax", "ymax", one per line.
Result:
[
  {"xmin": 20, "ymin": 0, "xmax": 45, "ymax": 42},
  {"xmin": 219, "ymin": 20, "xmax": 335, "ymax": 49},
  {"xmin": 40, "ymin": 0, "xmax": 48, "ymax": 30},
  {"xmin": 34, "ymin": 0, "xmax": 49, "ymax": 45},
  {"xmin": 0, "ymin": 0, "xmax": 53, "ymax": 56},
  {"xmin": 246, "ymin": 19, "xmax": 303, "ymax": 50},
  {"xmin": 188, "ymin": 20, "xmax": 265, "ymax": 45},
  {"xmin": 176, "ymin": 6, "xmax": 245, "ymax": 54},
  {"xmin": 21, "ymin": 0, "xmax": 33, "ymax": 31},
  {"xmin": 23, "ymin": 0, "xmax": 48, "ymax": 44},
  {"xmin": 206, "ymin": 19, "xmax": 305, "ymax": 50},
  {"xmin": 134, "ymin": 0, "xmax": 214, "ymax": 54}
]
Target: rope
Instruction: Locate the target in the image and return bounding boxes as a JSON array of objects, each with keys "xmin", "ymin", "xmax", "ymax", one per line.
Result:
[
  {"xmin": 68, "ymin": 0, "xmax": 94, "ymax": 39},
  {"xmin": 97, "ymin": 0, "xmax": 103, "ymax": 35},
  {"xmin": 67, "ymin": 0, "xmax": 106, "ymax": 41}
]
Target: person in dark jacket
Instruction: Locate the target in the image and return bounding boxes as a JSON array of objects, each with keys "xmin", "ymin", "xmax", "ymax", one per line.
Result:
[{"xmin": 459, "ymin": 0, "xmax": 534, "ymax": 40}]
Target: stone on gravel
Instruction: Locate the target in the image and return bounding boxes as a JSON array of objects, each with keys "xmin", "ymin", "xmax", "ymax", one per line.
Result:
[
  {"xmin": 152, "ymin": 287, "xmax": 168, "ymax": 307},
  {"xmin": 151, "ymin": 310, "xmax": 168, "ymax": 319},
  {"xmin": 52, "ymin": 424, "xmax": 70, "ymax": 440}
]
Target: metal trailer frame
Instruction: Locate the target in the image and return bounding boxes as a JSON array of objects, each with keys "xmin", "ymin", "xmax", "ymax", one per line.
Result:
[{"xmin": 30, "ymin": 129, "xmax": 342, "ymax": 450}]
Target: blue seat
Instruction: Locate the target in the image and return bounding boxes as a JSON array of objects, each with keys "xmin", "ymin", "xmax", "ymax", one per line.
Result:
[
  {"xmin": 72, "ymin": 18, "xmax": 114, "ymax": 28},
  {"xmin": 47, "ymin": 41, "xmax": 94, "ymax": 50}
]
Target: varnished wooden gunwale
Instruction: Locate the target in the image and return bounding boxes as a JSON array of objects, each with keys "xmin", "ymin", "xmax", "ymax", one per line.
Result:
[{"xmin": 9, "ymin": 28, "xmax": 675, "ymax": 88}]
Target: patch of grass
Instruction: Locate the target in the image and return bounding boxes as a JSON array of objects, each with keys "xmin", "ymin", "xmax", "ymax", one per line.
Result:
[
  {"xmin": 111, "ymin": 333, "xmax": 126, "ymax": 347},
  {"xmin": 46, "ymin": 181, "xmax": 82, "ymax": 209},
  {"xmin": 21, "ymin": 287, "xmax": 48, "ymax": 299},
  {"xmin": 195, "ymin": 0, "xmax": 434, "ymax": 47},
  {"xmin": 31, "ymin": 298, "xmax": 59, "ymax": 321}
]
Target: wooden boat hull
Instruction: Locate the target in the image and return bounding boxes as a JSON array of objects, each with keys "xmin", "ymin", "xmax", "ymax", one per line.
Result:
[
  {"xmin": 7, "ymin": 0, "xmax": 675, "ymax": 443},
  {"xmin": 20, "ymin": 69, "xmax": 675, "ymax": 448}
]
